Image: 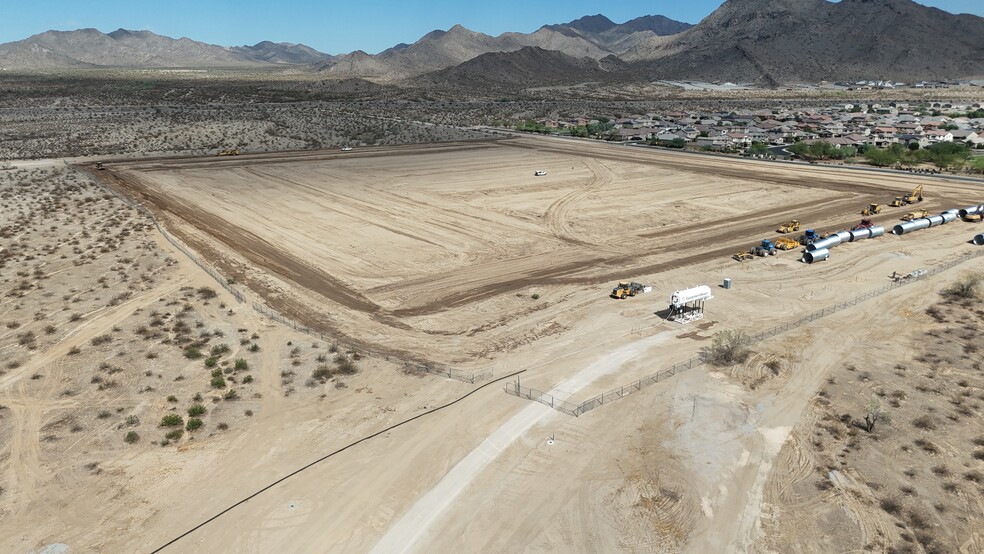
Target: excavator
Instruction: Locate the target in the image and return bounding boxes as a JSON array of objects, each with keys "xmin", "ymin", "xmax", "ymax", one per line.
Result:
[
  {"xmin": 861, "ymin": 203, "xmax": 881, "ymax": 216},
  {"xmin": 776, "ymin": 220, "xmax": 801, "ymax": 233},
  {"xmin": 890, "ymin": 185, "xmax": 924, "ymax": 207}
]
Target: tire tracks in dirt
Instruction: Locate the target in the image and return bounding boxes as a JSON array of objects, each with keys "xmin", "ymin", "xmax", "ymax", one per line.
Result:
[
  {"xmin": 80, "ymin": 143, "xmax": 978, "ymax": 353},
  {"xmin": 543, "ymin": 158, "xmax": 613, "ymax": 245}
]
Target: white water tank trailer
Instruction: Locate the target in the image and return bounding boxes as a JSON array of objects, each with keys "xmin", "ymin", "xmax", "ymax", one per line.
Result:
[{"xmin": 670, "ymin": 285, "xmax": 713, "ymax": 309}]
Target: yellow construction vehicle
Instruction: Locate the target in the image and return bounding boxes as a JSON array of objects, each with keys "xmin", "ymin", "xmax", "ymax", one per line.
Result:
[
  {"xmin": 900, "ymin": 209, "xmax": 929, "ymax": 221},
  {"xmin": 963, "ymin": 204, "xmax": 984, "ymax": 222},
  {"xmin": 891, "ymin": 185, "xmax": 924, "ymax": 206},
  {"xmin": 733, "ymin": 250, "xmax": 754, "ymax": 262},
  {"xmin": 774, "ymin": 237, "xmax": 801, "ymax": 250},
  {"xmin": 217, "ymin": 148, "xmax": 240, "ymax": 156},
  {"xmin": 610, "ymin": 281, "xmax": 645, "ymax": 299},
  {"xmin": 776, "ymin": 220, "xmax": 801, "ymax": 233},
  {"xmin": 862, "ymin": 203, "xmax": 881, "ymax": 216}
]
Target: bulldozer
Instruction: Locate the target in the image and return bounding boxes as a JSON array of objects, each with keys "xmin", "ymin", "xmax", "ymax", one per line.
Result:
[
  {"xmin": 776, "ymin": 220, "xmax": 801, "ymax": 233},
  {"xmin": 861, "ymin": 203, "xmax": 881, "ymax": 216},
  {"xmin": 890, "ymin": 185, "xmax": 924, "ymax": 207},
  {"xmin": 217, "ymin": 148, "xmax": 240, "ymax": 156},
  {"xmin": 733, "ymin": 250, "xmax": 754, "ymax": 262},
  {"xmin": 901, "ymin": 209, "xmax": 929, "ymax": 221},
  {"xmin": 611, "ymin": 281, "xmax": 645, "ymax": 299},
  {"xmin": 774, "ymin": 237, "xmax": 801, "ymax": 250}
]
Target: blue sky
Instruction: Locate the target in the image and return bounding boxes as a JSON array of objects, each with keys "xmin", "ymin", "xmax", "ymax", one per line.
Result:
[{"xmin": 3, "ymin": 0, "xmax": 982, "ymax": 55}]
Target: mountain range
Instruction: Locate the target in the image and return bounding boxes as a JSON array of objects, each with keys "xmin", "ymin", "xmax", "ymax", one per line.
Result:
[{"xmin": 1, "ymin": 1, "xmax": 983, "ymax": 85}]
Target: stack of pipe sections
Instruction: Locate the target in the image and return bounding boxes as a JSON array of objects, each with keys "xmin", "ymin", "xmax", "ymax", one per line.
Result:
[{"xmin": 941, "ymin": 211, "xmax": 958, "ymax": 223}]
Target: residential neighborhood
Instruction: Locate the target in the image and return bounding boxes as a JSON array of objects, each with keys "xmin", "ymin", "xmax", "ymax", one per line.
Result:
[{"xmin": 524, "ymin": 100, "xmax": 984, "ymax": 160}]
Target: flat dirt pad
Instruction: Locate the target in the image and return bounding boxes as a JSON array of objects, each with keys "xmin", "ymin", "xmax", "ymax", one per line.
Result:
[{"xmin": 100, "ymin": 137, "xmax": 981, "ymax": 363}]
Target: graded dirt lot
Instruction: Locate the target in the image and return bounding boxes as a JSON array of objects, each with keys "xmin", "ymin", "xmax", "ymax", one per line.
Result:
[
  {"xmin": 93, "ymin": 136, "xmax": 978, "ymax": 365},
  {"xmin": 4, "ymin": 140, "xmax": 984, "ymax": 553}
]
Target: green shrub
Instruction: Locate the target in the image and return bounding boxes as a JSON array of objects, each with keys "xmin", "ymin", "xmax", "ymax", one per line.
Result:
[
  {"xmin": 248, "ymin": 343, "xmax": 260, "ymax": 352},
  {"xmin": 187, "ymin": 404, "xmax": 206, "ymax": 417},
  {"xmin": 211, "ymin": 376, "xmax": 226, "ymax": 388},
  {"xmin": 186, "ymin": 418, "xmax": 203, "ymax": 431},
  {"xmin": 234, "ymin": 358, "xmax": 248, "ymax": 371},
  {"xmin": 210, "ymin": 344, "xmax": 230, "ymax": 356},
  {"xmin": 166, "ymin": 395, "xmax": 178, "ymax": 403},
  {"xmin": 242, "ymin": 375, "xmax": 253, "ymax": 384},
  {"xmin": 164, "ymin": 429, "xmax": 183, "ymax": 440},
  {"xmin": 124, "ymin": 431, "xmax": 139, "ymax": 444},
  {"xmin": 223, "ymin": 388, "xmax": 238, "ymax": 400},
  {"xmin": 204, "ymin": 356, "xmax": 218, "ymax": 368},
  {"xmin": 160, "ymin": 414, "xmax": 183, "ymax": 427},
  {"xmin": 184, "ymin": 347, "xmax": 203, "ymax": 359}
]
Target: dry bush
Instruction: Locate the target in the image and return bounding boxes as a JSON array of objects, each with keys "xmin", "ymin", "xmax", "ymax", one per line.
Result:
[
  {"xmin": 941, "ymin": 273, "xmax": 982, "ymax": 300},
  {"xmin": 700, "ymin": 330, "xmax": 752, "ymax": 366}
]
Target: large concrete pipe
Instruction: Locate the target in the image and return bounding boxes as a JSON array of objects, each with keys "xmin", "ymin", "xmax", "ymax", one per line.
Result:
[
  {"xmin": 941, "ymin": 211, "xmax": 958, "ymax": 223},
  {"xmin": 974, "ymin": 234, "xmax": 984, "ymax": 246},
  {"xmin": 893, "ymin": 219, "xmax": 932, "ymax": 235},
  {"xmin": 926, "ymin": 215, "xmax": 945, "ymax": 227},
  {"xmin": 806, "ymin": 236, "xmax": 841, "ymax": 251},
  {"xmin": 869, "ymin": 226, "xmax": 885, "ymax": 238},
  {"xmin": 834, "ymin": 230, "xmax": 853, "ymax": 243},
  {"xmin": 803, "ymin": 248, "xmax": 830, "ymax": 264}
]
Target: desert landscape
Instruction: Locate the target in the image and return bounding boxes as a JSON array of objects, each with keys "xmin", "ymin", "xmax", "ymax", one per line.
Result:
[
  {"xmin": 2, "ymin": 0, "xmax": 984, "ymax": 552},
  {"xmin": 1, "ymin": 134, "xmax": 982, "ymax": 553}
]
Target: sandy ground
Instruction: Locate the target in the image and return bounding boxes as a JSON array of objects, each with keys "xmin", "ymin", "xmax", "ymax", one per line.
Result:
[
  {"xmin": 94, "ymin": 137, "xmax": 980, "ymax": 365},
  {"xmin": 2, "ymin": 140, "xmax": 983, "ymax": 553}
]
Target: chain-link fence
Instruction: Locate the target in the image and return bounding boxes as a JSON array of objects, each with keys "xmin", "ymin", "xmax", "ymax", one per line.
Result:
[
  {"xmin": 507, "ymin": 248, "xmax": 984, "ymax": 417},
  {"xmin": 76, "ymin": 163, "xmax": 247, "ymax": 303},
  {"xmin": 78, "ymin": 163, "xmax": 492, "ymax": 384}
]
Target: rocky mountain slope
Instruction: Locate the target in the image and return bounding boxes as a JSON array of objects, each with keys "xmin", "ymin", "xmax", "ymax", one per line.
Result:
[
  {"xmin": 411, "ymin": 46, "xmax": 613, "ymax": 88},
  {"xmin": 2, "ymin": 3, "xmax": 982, "ymax": 84},
  {"xmin": 622, "ymin": 0, "xmax": 984, "ymax": 84},
  {"xmin": 0, "ymin": 28, "xmax": 331, "ymax": 69}
]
